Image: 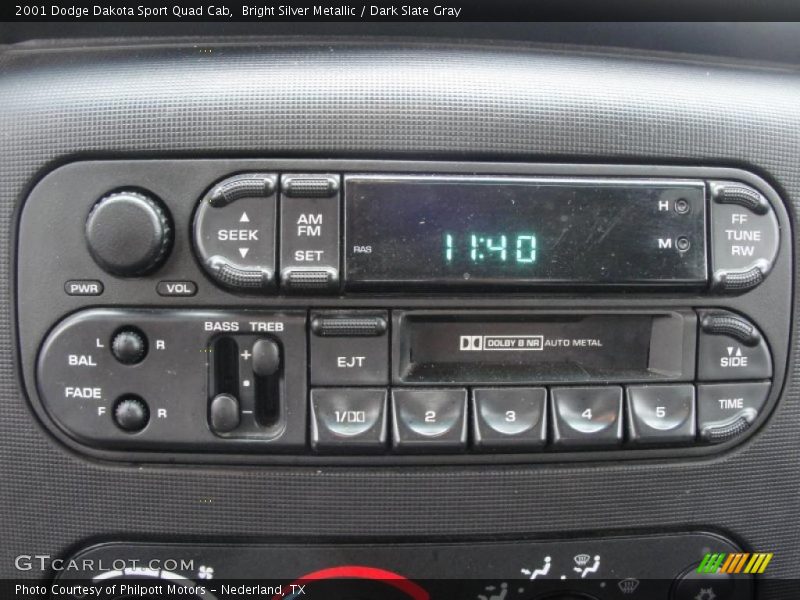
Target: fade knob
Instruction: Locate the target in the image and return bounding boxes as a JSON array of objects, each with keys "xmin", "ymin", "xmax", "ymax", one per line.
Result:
[
  {"xmin": 113, "ymin": 396, "xmax": 149, "ymax": 432},
  {"xmin": 85, "ymin": 190, "xmax": 173, "ymax": 276}
]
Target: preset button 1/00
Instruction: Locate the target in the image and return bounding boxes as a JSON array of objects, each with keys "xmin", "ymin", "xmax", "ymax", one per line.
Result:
[{"xmin": 311, "ymin": 388, "xmax": 388, "ymax": 453}]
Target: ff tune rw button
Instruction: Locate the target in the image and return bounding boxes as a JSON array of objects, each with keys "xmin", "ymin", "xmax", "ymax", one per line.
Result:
[{"xmin": 709, "ymin": 181, "xmax": 779, "ymax": 291}]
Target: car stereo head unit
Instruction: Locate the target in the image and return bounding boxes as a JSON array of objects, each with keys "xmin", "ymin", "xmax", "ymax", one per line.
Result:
[{"xmin": 15, "ymin": 159, "xmax": 791, "ymax": 464}]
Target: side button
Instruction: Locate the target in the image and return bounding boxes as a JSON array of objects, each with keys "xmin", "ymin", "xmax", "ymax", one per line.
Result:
[
  {"xmin": 697, "ymin": 382, "xmax": 770, "ymax": 443},
  {"xmin": 392, "ymin": 388, "xmax": 467, "ymax": 454},
  {"xmin": 697, "ymin": 311, "xmax": 771, "ymax": 381},
  {"xmin": 472, "ymin": 387, "xmax": 547, "ymax": 451},
  {"xmin": 311, "ymin": 388, "xmax": 387, "ymax": 454}
]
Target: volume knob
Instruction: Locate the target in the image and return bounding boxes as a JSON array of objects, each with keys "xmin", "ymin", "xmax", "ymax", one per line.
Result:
[{"xmin": 85, "ymin": 190, "xmax": 173, "ymax": 276}]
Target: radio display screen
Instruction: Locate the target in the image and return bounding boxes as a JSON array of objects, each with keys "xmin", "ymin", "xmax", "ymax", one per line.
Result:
[{"xmin": 344, "ymin": 176, "xmax": 707, "ymax": 287}]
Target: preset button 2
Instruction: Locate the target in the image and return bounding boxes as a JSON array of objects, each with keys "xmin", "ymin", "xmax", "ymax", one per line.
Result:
[{"xmin": 392, "ymin": 388, "xmax": 468, "ymax": 453}]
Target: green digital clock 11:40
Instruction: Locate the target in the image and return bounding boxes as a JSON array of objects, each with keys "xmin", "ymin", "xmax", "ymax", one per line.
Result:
[{"xmin": 444, "ymin": 233, "xmax": 537, "ymax": 265}]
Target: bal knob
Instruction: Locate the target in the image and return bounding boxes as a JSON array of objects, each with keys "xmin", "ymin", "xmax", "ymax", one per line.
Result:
[{"xmin": 85, "ymin": 190, "xmax": 172, "ymax": 276}]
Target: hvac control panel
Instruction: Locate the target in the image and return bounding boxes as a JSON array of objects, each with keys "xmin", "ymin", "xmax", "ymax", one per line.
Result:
[
  {"xmin": 57, "ymin": 533, "xmax": 753, "ymax": 600},
  {"xmin": 17, "ymin": 160, "xmax": 791, "ymax": 463}
]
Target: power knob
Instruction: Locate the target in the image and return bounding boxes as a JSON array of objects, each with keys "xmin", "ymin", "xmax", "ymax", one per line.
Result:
[{"xmin": 85, "ymin": 190, "xmax": 173, "ymax": 276}]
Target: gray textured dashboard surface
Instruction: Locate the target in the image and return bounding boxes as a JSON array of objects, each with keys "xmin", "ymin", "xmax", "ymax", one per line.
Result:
[{"xmin": 1, "ymin": 39, "xmax": 798, "ymax": 588}]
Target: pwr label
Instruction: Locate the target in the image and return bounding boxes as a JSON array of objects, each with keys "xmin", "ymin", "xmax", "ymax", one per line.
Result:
[{"xmin": 460, "ymin": 335, "xmax": 544, "ymax": 351}]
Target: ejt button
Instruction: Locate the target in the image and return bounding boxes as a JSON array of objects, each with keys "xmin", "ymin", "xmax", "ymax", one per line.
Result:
[{"xmin": 310, "ymin": 311, "xmax": 389, "ymax": 385}]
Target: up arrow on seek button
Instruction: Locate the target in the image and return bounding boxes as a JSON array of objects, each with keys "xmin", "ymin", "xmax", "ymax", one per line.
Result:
[{"xmin": 240, "ymin": 212, "xmax": 250, "ymax": 222}]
